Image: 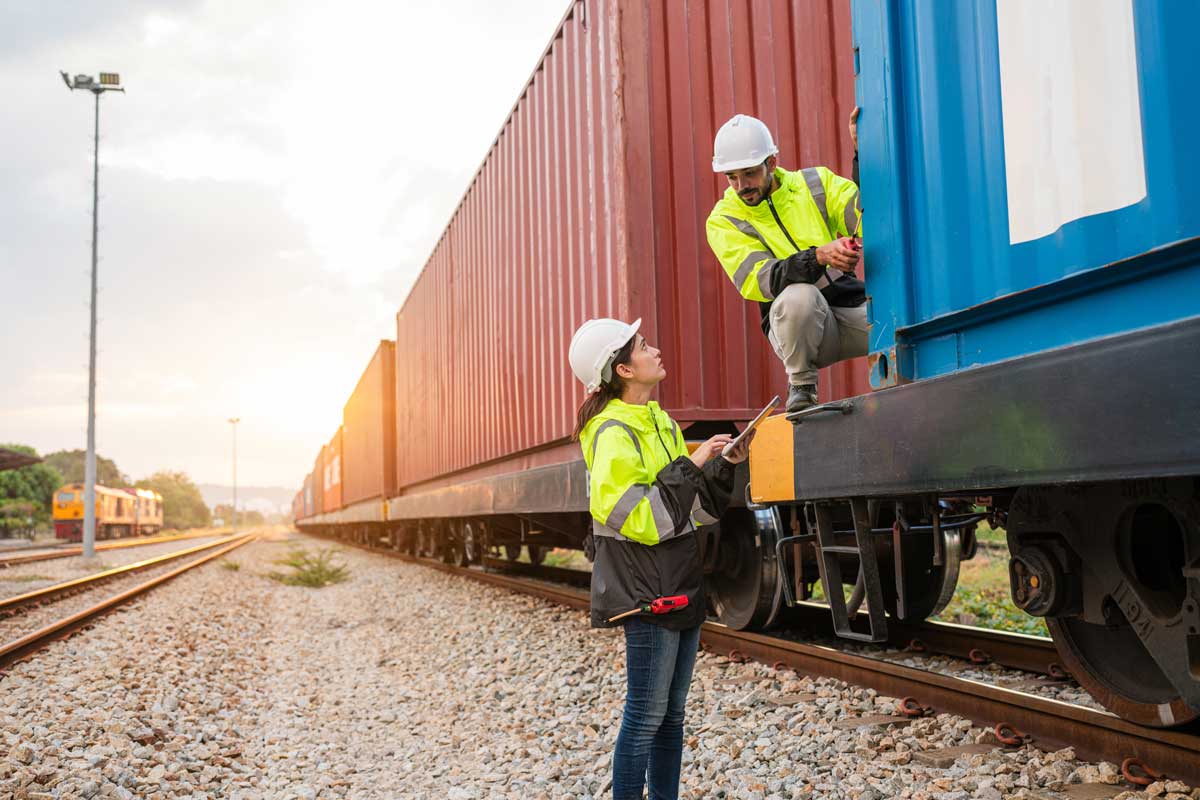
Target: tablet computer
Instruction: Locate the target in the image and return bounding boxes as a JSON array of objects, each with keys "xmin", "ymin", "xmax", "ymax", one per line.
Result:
[{"xmin": 722, "ymin": 394, "xmax": 780, "ymax": 457}]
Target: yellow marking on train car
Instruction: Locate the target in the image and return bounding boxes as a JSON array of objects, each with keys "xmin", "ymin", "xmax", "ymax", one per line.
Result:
[{"xmin": 748, "ymin": 414, "xmax": 796, "ymax": 504}]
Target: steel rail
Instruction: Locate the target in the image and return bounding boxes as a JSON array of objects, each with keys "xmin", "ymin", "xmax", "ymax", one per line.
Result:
[
  {"xmin": 0, "ymin": 532, "xmax": 256, "ymax": 669},
  {"xmin": 0, "ymin": 534, "xmax": 249, "ymax": 614},
  {"xmin": 788, "ymin": 603, "xmax": 1062, "ymax": 677},
  {"xmin": 312, "ymin": 534, "xmax": 1200, "ymax": 786},
  {"xmin": 0, "ymin": 529, "xmax": 231, "ymax": 568}
]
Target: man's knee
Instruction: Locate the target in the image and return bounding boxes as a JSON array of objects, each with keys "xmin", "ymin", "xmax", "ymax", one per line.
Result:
[{"xmin": 770, "ymin": 283, "xmax": 824, "ymax": 323}]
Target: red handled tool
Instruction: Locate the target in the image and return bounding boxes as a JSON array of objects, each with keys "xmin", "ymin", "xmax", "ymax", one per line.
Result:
[{"xmin": 607, "ymin": 595, "xmax": 690, "ymax": 623}]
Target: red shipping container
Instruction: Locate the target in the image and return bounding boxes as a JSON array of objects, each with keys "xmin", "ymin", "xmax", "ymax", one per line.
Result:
[
  {"xmin": 312, "ymin": 447, "xmax": 326, "ymax": 515},
  {"xmin": 323, "ymin": 427, "xmax": 343, "ymax": 512},
  {"xmin": 302, "ymin": 473, "xmax": 314, "ymax": 518},
  {"xmin": 393, "ymin": 0, "xmax": 867, "ymax": 491},
  {"xmin": 342, "ymin": 341, "xmax": 397, "ymax": 506}
]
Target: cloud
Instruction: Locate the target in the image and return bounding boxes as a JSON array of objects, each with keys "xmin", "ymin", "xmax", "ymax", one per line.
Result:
[{"xmin": 0, "ymin": 0, "xmax": 569, "ymax": 486}]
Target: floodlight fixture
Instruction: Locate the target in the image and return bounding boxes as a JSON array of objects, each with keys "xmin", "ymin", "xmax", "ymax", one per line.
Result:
[{"xmin": 60, "ymin": 68, "xmax": 124, "ymax": 559}]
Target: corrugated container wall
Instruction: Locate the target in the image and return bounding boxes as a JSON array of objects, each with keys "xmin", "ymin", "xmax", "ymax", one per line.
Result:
[
  {"xmin": 342, "ymin": 341, "xmax": 397, "ymax": 506},
  {"xmin": 394, "ymin": 0, "xmax": 867, "ymax": 490},
  {"xmin": 312, "ymin": 447, "xmax": 326, "ymax": 515},
  {"xmin": 323, "ymin": 427, "xmax": 343, "ymax": 512},
  {"xmin": 302, "ymin": 473, "xmax": 314, "ymax": 518}
]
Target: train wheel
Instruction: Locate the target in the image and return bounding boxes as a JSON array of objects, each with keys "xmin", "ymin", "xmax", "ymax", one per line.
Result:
[
  {"xmin": 417, "ymin": 526, "xmax": 434, "ymax": 558},
  {"xmin": 462, "ymin": 521, "xmax": 481, "ymax": 565},
  {"xmin": 1047, "ymin": 614, "xmax": 1199, "ymax": 727},
  {"xmin": 1008, "ymin": 481, "xmax": 1200, "ymax": 727},
  {"xmin": 443, "ymin": 522, "xmax": 468, "ymax": 567},
  {"xmin": 398, "ymin": 528, "xmax": 414, "ymax": 555},
  {"xmin": 503, "ymin": 543, "xmax": 521, "ymax": 561},
  {"xmin": 881, "ymin": 528, "xmax": 963, "ymax": 622},
  {"xmin": 707, "ymin": 508, "xmax": 787, "ymax": 630},
  {"xmin": 527, "ymin": 544, "xmax": 546, "ymax": 566}
]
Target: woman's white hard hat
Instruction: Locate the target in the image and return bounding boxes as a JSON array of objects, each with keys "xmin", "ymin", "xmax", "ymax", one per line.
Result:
[
  {"xmin": 569, "ymin": 318, "xmax": 641, "ymax": 394},
  {"xmin": 712, "ymin": 114, "xmax": 778, "ymax": 172}
]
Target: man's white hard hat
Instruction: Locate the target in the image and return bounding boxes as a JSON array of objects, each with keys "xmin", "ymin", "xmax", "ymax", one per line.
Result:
[
  {"xmin": 569, "ymin": 317, "xmax": 641, "ymax": 394},
  {"xmin": 712, "ymin": 114, "xmax": 778, "ymax": 172}
]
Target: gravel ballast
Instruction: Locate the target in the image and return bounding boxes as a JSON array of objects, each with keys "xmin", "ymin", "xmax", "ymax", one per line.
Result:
[{"xmin": 1, "ymin": 530, "xmax": 1196, "ymax": 799}]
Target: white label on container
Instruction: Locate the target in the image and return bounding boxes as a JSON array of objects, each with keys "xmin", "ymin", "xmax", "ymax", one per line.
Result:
[{"xmin": 996, "ymin": 0, "xmax": 1146, "ymax": 244}]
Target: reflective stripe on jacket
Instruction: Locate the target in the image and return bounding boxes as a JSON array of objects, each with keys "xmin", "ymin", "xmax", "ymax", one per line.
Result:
[
  {"xmin": 579, "ymin": 398, "xmax": 735, "ymax": 629},
  {"xmin": 706, "ymin": 166, "xmax": 865, "ymax": 332}
]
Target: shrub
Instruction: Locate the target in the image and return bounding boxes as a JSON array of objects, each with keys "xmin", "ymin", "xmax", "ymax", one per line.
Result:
[{"xmin": 268, "ymin": 546, "xmax": 349, "ymax": 588}]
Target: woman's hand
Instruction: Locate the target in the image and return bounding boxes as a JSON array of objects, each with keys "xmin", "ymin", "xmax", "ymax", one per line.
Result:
[
  {"xmin": 721, "ymin": 429, "xmax": 755, "ymax": 464},
  {"xmin": 689, "ymin": 434, "xmax": 734, "ymax": 469}
]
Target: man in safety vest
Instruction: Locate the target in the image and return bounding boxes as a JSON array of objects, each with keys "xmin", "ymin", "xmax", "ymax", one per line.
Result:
[{"xmin": 706, "ymin": 112, "xmax": 866, "ymax": 413}]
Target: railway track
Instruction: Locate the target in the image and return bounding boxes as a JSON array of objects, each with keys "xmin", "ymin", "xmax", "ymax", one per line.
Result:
[
  {"xmin": 0, "ymin": 532, "xmax": 256, "ymax": 670},
  {"xmin": 0, "ymin": 528, "xmax": 230, "ymax": 568},
  {"xmin": 315, "ymin": 533, "xmax": 1200, "ymax": 787}
]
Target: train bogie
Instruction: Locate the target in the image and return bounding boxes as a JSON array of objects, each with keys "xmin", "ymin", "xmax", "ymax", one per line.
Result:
[{"xmin": 1006, "ymin": 480, "xmax": 1200, "ymax": 727}]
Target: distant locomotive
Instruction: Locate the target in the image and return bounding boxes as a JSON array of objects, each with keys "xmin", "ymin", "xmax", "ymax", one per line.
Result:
[{"xmin": 53, "ymin": 484, "xmax": 164, "ymax": 541}]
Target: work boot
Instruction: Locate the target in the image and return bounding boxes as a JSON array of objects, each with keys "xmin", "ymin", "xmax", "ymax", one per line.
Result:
[{"xmin": 786, "ymin": 384, "xmax": 818, "ymax": 413}]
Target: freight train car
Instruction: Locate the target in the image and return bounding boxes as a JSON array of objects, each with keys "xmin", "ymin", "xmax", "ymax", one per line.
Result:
[
  {"xmin": 296, "ymin": 0, "xmax": 1199, "ymax": 727},
  {"xmin": 746, "ymin": 0, "xmax": 1200, "ymax": 727},
  {"xmin": 297, "ymin": 0, "xmax": 870, "ymax": 630},
  {"xmin": 53, "ymin": 484, "xmax": 164, "ymax": 541}
]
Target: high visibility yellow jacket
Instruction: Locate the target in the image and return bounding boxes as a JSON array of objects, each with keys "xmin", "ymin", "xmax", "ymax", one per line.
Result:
[
  {"xmin": 706, "ymin": 166, "xmax": 865, "ymax": 333},
  {"xmin": 580, "ymin": 398, "xmax": 734, "ymax": 629}
]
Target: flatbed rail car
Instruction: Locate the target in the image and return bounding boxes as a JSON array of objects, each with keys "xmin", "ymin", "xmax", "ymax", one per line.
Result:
[
  {"xmin": 747, "ymin": 0, "xmax": 1200, "ymax": 727},
  {"xmin": 53, "ymin": 484, "xmax": 164, "ymax": 541}
]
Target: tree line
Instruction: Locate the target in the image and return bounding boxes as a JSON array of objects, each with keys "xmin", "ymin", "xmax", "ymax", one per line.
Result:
[{"xmin": 0, "ymin": 445, "xmax": 213, "ymax": 535}]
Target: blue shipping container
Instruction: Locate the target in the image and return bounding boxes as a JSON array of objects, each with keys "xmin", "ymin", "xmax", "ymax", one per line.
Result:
[{"xmin": 853, "ymin": 0, "xmax": 1200, "ymax": 387}]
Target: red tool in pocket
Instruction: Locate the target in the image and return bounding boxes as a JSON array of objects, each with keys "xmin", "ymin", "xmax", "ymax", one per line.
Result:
[{"xmin": 607, "ymin": 595, "xmax": 690, "ymax": 623}]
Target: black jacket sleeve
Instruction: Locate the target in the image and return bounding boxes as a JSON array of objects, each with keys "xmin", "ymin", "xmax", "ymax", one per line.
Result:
[
  {"xmin": 698, "ymin": 456, "xmax": 736, "ymax": 518},
  {"xmin": 768, "ymin": 247, "xmax": 823, "ymax": 296},
  {"xmin": 651, "ymin": 457, "xmax": 703, "ymax": 536}
]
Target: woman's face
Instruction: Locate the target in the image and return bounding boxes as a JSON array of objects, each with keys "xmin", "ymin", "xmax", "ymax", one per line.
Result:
[{"xmin": 617, "ymin": 335, "xmax": 666, "ymax": 386}]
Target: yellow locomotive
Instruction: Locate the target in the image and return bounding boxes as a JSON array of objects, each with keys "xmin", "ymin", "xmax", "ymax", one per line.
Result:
[{"xmin": 53, "ymin": 483, "xmax": 164, "ymax": 541}]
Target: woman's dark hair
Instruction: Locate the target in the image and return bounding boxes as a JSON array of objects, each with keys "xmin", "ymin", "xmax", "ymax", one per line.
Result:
[{"xmin": 572, "ymin": 335, "xmax": 636, "ymax": 440}]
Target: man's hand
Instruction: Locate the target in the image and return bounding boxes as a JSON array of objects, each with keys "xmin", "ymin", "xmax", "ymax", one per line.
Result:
[
  {"xmin": 690, "ymin": 435, "xmax": 733, "ymax": 469},
  {"xmin": 816, "ymin": 238, "xmax": 861, "ymax": 273},
  {"xmin": 849, "ymin": 106, "xmax": 859, "ymax": 151}
]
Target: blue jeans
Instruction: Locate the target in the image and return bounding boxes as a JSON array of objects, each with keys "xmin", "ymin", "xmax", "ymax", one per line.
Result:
[{"xmin": 612, "ymin": 619, "xmax": 702, "ymax": 800}]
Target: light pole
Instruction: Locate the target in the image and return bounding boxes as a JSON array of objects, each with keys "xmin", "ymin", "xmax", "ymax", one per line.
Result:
[
  {"xmin": 227, "ymin": 418, "xmax": 239, "ymax": 532},
  {"xmin": 62, "ymin": 70, "xmax": 123, "ymax": 560}
]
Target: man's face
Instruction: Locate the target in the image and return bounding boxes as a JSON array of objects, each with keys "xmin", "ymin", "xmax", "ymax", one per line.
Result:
[{"xmin": 724, "ymin": 156, "xmax": 777, "ymax": 206}]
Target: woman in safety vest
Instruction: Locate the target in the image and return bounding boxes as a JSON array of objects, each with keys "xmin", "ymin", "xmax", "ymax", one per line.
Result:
[{"xmin": 569, "ymin": 317, "xmax": 752, "ymax": 800}]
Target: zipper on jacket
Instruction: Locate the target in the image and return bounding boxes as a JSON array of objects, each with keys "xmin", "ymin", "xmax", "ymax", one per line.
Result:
[
  {"xmin": 765, "ymin": 194, "xmax": 803, "ymax": 252},
  {"xmin": 651, "ymin": 413, "xmax": 674, "ymax": 464},
  {"xmin": 767, "ymin": 193, "xmax": 837, "ymax": 288}
]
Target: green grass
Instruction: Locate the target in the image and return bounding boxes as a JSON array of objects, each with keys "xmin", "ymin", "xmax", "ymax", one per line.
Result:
[
  {"xmin": 219, "ymin": 560, "xmax": 241, "ymax": 571},
  {"xmin": 973, "ymin": 519, "xmax": 1007, "ymax": 544},
  {"xmin": 267, "ymin": 546, "xmax": 349, "ymax": 588},
  {"xmin": 934, "ymin": 547, "xmax": 1048, "ymax": 636},
  {"xmin": 540, "ymin": 547, "xmax": 590, "ymax": 570},
  {"xmin": 1, "ymin": 574, "xmax": 54, "ymax": 583}
]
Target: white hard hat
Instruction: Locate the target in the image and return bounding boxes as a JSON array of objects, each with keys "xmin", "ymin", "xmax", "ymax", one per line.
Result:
[
  {"xmin": 569, "ymin": 318, "xmax": 641, "ymax": 394},
  {"xmin": 712, "ymin": 114, "xmax": 778, "ymax": 172}
]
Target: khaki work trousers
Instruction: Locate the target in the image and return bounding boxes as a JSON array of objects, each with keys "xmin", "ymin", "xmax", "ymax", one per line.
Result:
[{"xmin": 767, "ymin": 283, "xmax": 869, "ymax": 387}]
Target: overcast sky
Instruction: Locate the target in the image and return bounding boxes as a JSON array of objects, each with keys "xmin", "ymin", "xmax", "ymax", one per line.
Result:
[{"xmin": 0, "ymin": 0, "xmax": 569, "ymax": 488}]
